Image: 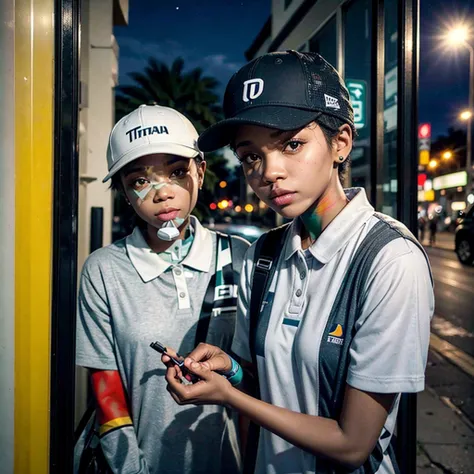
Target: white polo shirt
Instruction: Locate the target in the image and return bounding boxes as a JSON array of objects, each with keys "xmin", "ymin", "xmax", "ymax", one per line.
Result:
[{"xmin": 232, "ymin": 188, "xmax": 434, "ymax": 474}]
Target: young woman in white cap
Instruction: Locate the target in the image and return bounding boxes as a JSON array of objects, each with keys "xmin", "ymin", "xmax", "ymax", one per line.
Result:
[
  {"xmin": 75, "ymin": 104, "xmax": 249, "ymax": 474},
  {"xmin": 163, "ymin": 52, "xmax": 434, "ymax": 474}
]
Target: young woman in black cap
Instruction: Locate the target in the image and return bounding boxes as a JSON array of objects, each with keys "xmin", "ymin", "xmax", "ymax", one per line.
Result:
[{"xmin": 163, "ymin": 51, "xmax": 434, "ymax": 474}]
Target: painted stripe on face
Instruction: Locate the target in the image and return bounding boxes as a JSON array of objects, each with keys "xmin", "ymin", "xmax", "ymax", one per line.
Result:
[{"xmin": 133, "ymin": 181, "xmax": 170, "ymax": 201}]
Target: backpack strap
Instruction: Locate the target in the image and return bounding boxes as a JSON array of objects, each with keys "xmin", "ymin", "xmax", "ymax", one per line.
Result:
[
  {"xmin": 244, "ymin": 224, "xmax": 289, "ymax": 474},
  {"xmin": 317, "ymin": 215, "xmax": 431, "ymax": 474},
  {"xmin": 249, "ymin": 224, "xmax": 290, "ymax": 372},
  {"xmin": 194, "ymin": 232, "xmax": 236, "ymax": 346}
]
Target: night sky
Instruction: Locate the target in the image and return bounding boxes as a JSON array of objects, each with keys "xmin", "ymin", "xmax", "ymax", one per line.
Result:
[{"xmin": 114, "ymin": 0, "xmax": 474, "ymax": 142}]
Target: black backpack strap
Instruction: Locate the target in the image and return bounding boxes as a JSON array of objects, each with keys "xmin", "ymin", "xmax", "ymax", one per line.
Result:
[
  {"xmin": 195, "ymin": 232, "xmax": 220, "ymax": 346},
  {"xmin": 195, "ymin": 232, "xmax": 236, "ymax": 346},
  {"xmin": 244, "ymin": 224, "xmax": 289, "ymax": 474},
  {"xmin": 249, "ymin": 224, "xmax": 289, "ymax": 373}
]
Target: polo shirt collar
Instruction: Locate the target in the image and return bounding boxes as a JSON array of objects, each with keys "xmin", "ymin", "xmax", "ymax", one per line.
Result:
[
  {"xmin": 284, "ymin": 188, "xmax": 374, "ymax": 264},
  {"xmin": 126, "ymin": 215, "xmax": 213, "ymax": 283}
]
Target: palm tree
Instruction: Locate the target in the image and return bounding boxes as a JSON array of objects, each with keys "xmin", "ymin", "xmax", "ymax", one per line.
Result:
[{"xmin": 115, "ymin": 57, "xmax": 222, "ymax": 132}]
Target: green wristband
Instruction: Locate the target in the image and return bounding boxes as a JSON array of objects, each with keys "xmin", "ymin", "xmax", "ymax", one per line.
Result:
[{"xmin": 227, "ymin": 363, "xmax": 243, "ymax": 386}]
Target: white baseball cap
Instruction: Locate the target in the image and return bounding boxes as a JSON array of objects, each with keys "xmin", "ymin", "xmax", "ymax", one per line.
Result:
[{"xmin": 103, "ymin": 104, "xmax": 203, "ymax": 182}]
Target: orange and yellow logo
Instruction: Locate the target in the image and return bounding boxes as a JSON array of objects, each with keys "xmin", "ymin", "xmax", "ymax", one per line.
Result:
[{"xmin": 327, "ymin": 324, "xmax": 344, "ymax": 345}]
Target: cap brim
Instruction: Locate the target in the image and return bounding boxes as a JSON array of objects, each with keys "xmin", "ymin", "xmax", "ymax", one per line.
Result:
[
  {"xmin": 103, "ymin": 143, "xmax": 201, "ymax": 182},
  {"xmin": 198, "ymin": 106, "xmax": 321, "ymax": 152}
]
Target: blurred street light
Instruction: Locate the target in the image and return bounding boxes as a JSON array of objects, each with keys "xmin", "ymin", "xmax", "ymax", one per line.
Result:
[
  {"xmin": 446, "ymin": 26, "xmax": 469, "ymax": 45},
  {"xmin": 442, "ymin": 151, "xmax": 453, "ymax": 160},
  {"xmin": 235, "ymin": 205, "xmax": 242, "ymax": 212},
  {"xmin": 219, "ymin": 181, "xmax": 227, "ymax": 189},
  {"xmin": 218, "ymin": 199, "xmax": 229, "ymax": 210},
  {"xmin": 460, "ymin": 110, "xmax": 472, "ymax": 121},
  {"xmin": 445, "ymin": 24, "xmax": 473, "ymax": 201},
  {"xmin": 244, "ymin": 204, "xmax": 254, "ymax": 213},
  {"xmin": 429, "ymin": 159, "xmax": 438, "ymax": 169}
]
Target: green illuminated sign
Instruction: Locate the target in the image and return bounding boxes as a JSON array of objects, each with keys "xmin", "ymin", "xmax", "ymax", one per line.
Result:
[{"xmin": 346, "ymin": 79, "xmax": 366, "ymax": 130}]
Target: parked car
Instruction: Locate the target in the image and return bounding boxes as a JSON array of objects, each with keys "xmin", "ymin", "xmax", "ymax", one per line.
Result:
[{"xmin": 455, "ymin": 204, "xmax": 474, "ymax": 265}]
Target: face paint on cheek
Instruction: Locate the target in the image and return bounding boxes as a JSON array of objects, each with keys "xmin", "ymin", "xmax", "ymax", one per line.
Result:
[
  {"xmin": 132, "ymin": 181, "xmax": 170, "ymax": 201},
  {"xmin": 133, "ymin": 184, "xmax": 153, "ymax": 201}
]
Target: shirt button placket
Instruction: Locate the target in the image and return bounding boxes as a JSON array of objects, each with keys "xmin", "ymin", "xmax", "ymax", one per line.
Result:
[
  {"xmin": 173, "ymin": 265, "xmax": 190, "ymax": 309},
  {"xmin": 288, "ymin": 255, "xmax": 306, "ymax": 314}
]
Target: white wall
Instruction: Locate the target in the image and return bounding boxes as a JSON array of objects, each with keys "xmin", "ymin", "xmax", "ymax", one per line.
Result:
[
  {"xmin": 0, "ymin": 0, "xmax": 15, "ymax": 470},
  {"xmin": 86, "ymin": 0, "xmax": 115, "ymax": 249},
  {"xmin": 78, "ymin": 0, "xmax": 116, "ymax": 272}
]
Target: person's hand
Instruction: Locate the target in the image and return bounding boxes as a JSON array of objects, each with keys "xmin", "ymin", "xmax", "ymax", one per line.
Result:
[
  {"xmin": 165, "ymin": 358, "xmax": 233, "ymax": 406},
  {"xmin": 186, "ymin": 342, "xmax": 232, "ymax": 373},
  {"xmin": 160, "ymin": 345, "xmax": 193, "ymax": 381}
]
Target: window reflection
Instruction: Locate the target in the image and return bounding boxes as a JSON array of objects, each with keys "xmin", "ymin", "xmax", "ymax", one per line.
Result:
[
  {"xmin": 309, "ymin": 16, "xmax": 337, "ymax": 70},
  {"xmin": 343, "ymin": 0, "xmax": 372, "ymax": 196},
  {"xmin": 383, "ymin": 0, "xmax": 399, "ymax": 216}
]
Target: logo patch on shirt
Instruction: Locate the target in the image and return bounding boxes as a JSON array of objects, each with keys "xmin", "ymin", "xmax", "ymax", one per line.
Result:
[{"xmin": 327, "ymin": 323, "xmax": 344, "ymax": 345}]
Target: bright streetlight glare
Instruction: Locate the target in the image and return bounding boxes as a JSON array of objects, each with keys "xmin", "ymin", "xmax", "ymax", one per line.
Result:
[
  {"xmin": 446, "ymin": 26, "xmax": 469, "ymax": 46},
  {"xmin": 444, "ymin": 23, "xmax": 474, "ymax": 204},
  {"xmin": 429, "ymin": 160, "xmax": 438, "ymax": 169},
  {"xmin": 442, "ymin": 151, "xmax": 453, "ymax": 159}
]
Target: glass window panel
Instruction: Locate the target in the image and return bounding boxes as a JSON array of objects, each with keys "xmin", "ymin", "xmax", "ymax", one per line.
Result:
[
  {"xmin": 343, "ymin": 0, "xmax": 372, "ymax": 196},
  {"xmin": 309, "ymin": 16, "xmax": 337, "ymax": 69},
  {"xmin": 382, "ymin": 0, "xmax": 399, "ymax": 216}
]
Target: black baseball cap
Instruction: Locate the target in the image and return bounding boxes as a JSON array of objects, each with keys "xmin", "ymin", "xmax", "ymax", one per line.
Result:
[{"xmin": 198, "ymin": 50, "xmax": 354, "ymax": 152}]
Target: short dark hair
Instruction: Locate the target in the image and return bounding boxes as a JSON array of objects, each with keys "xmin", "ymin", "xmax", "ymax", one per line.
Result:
[
  {"xmin": 313, "ymin": 114, "xmax": 355, "ymax": 186},
  {"xmin": 110, "ymin": 173, "xmax": 122, "ymax": 192}
]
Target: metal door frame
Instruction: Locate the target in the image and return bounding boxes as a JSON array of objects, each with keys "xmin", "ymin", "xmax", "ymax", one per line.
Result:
[{"xmin": 50, "ymin": 0, "xmax": 80, "ymax": 472}]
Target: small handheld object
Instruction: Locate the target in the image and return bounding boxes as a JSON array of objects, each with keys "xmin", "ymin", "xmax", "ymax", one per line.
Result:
[{"xmin": 150, "ymin": 341, "xmax": 198, "ymax": 383}]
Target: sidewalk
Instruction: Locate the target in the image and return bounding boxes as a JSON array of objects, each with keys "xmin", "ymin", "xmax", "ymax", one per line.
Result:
[
  {"xmin": 420, "ymin": 231, "xmax": 455, "ymax": 251},
  {"xmin": 417, "ymin": 337, "xmax": 474, "ymax": 473},
  {"xmin": 417, "ymin": 383, "xmax": 474, "ymax": 473}
]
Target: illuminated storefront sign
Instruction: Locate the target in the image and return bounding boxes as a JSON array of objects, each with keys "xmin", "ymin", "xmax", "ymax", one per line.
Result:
[{"xmin": 433, "ymin": 171, "xmax": 467, "ymax": 190}]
